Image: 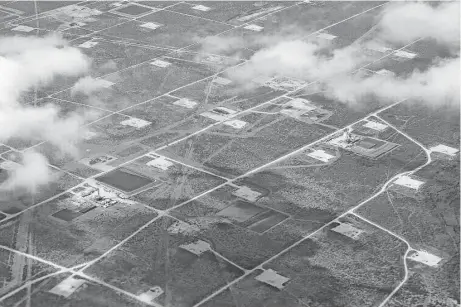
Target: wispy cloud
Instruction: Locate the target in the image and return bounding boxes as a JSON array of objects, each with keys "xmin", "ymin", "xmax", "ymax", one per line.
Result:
[
  {"xmin": 376, "ymin": 1, "xmax": 460, "ymax": 53},
  {"xmin": 0, "ymin": 151, "xmax": 55, "ymax": 194},
  {"xmin": 325, "ymin": 57, "xmax": 460, "ymax": 107},
  {"xmin": 71, "ymin": 76, "xmax": 111, "ymax": 96},
  {"xmin": 0, "ymin": 34, "xmax": 96, "ymax": 193},
  {"xmin": 198, "ymin": 2, "xmax": 459, "ymax": 107}
]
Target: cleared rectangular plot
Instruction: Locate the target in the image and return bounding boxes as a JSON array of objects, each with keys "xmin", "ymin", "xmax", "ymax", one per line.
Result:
[
  {"xmin": 83, "ymin": 216, "xmax": 244, "ymax": 307},
  {"xmin": 430, "ymin": 144, "xmax": 459, "ymax": 157},
  {"xmin": 49, "ymin": 276, "xmax": 86, "ymax": 298},
  {"xmin": 307, "ymin": 149, "xmax": 335, "ymax": 162}
]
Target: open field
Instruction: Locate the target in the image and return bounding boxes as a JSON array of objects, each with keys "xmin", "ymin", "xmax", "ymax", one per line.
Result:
[
  {"xmin": 384, "ymin": 254, "xmax": 460, "ymax": 307},
  {"xmin": 0, "ymin": 249, "xmax": 57, "ymax": 298},
  {"xmin": 0, "ymin": 272, "xmax": 152, "ymax": 307},
  {"xmin": 84, "ymin": 215, "xmax": 244, "ymax": 307},
  {"xmin": 0, "ymin": 155, "xmax": 82, "ymax": 215},
  {"xmin": 199, "ymin": 214, "xmax": 407, "ymax": 307},
  {"xmin": 379, "ymin": 100, "xmax": 460, "ymax": 149},
  {"xmin": 0, "ymin": 189, "xmax": 158, "ymax": 267},
  {"xmin": 0, "ymin": 1, "xmax": 458, "ymax": 306},
  {"xmin": 160, "ymin": 110, "xmax": 333, "ymax": 177}
]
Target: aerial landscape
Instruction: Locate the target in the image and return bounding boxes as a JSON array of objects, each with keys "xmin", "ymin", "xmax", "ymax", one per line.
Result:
[{"xmin": 0, "ymin": 1, "xmax": 459, "ymax": 306}]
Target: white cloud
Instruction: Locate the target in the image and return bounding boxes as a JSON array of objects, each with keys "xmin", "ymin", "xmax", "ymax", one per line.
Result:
[
  {"xmin": 0, "ymin": 104, "xmax": 98, "ymax": 156},
  {"xmin": 0, "ymin": 34, "xmax": 94, "ymax": 193},
  {"xmin": 71, "ymin": 76, "xmax": 112, "ymax": 96},
  {"xmin": 204, "ymin": 1, "xmax": 459, "ymax": 108},
  {"xmin": 324, "ymin": 57, "xmax": 460, "ymax": 107},
  {"xmin": 0, "ymin": 34, "xmax": 66, "ymax": 55},
  {"xmin": 0, "ymin": 151, "xmax": 55, "ymax": 194},
  {"xmin": 377, "ymin": 2, "xmax": 460, "ymax": 52},
  {"xmin": 0, "ymin": 40, "xmax": 89, "ymax": 107},
  {"xmin": 225, "ymin": 40, "xmax": 368, "ymax": 87}
]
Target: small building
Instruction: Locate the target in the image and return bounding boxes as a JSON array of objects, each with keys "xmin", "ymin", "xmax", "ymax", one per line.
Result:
[
  {"xmin": 393, "ymin": 176, "xmax": 425, "ymax": 190},
  {"xmin": 280, "ymin": 108, "xmax": 308, "ymax": 118},
  {"xmin": 232, "ymin": 186, "xmax": 262, "ymax": 202},
  {"xmin": 180, "ymin": 240, "xmax": 211, "ymax": 256},
  {"xmin": 255, "ymin": 269, "xmax": 290, "ymax": 290},
  {"xmin": 331, "ymin": 223, "xmax": 364, "ymax": 239},
  {"xmin": 49, "ymin": 276, "xmax": 86, "ymax": 298}
]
